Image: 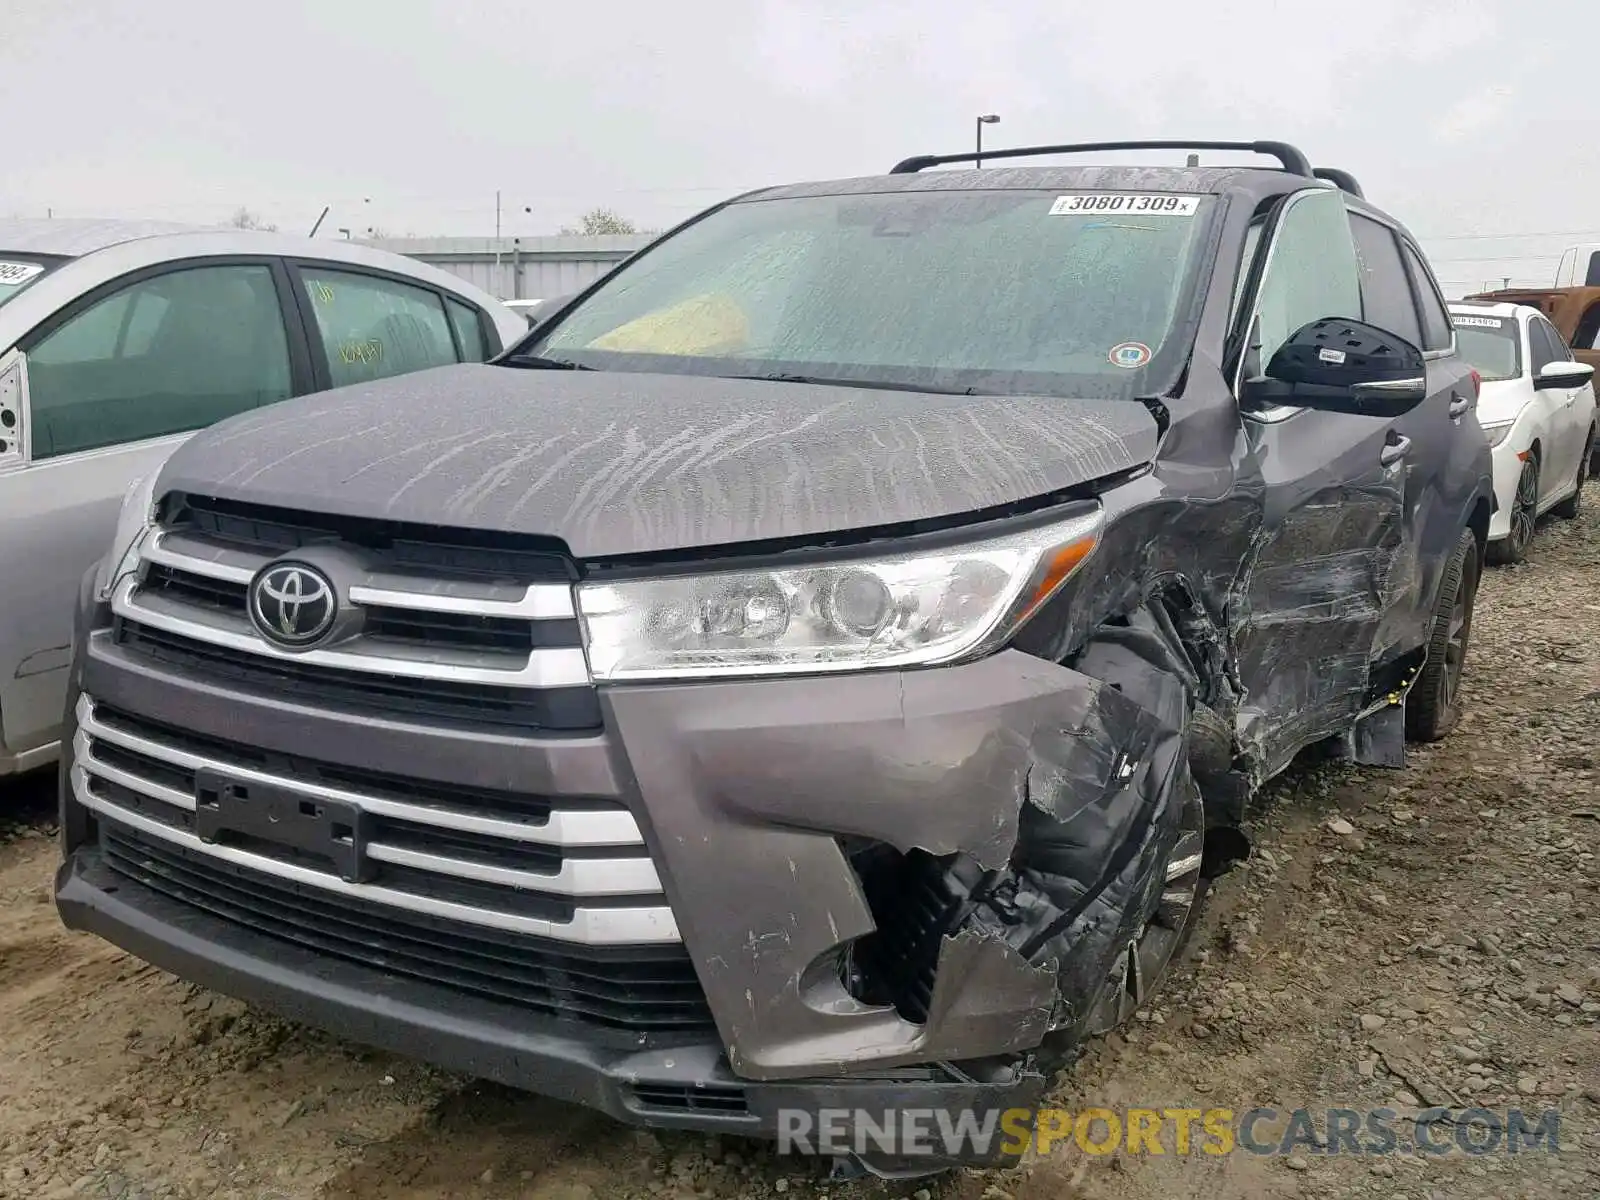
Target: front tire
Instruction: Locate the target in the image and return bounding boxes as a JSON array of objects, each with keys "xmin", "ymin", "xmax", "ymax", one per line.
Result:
[
  {"xmin": 1083, "ymin": 777, "xmax": 1207, "ymax": 1036},
  {"xmin": 1405, "ymin": 526, "xmax": 1480, "ymax": 742},
  {"xmin": 1551, "ymin": 426, "xmax": 1593, "ymax": 519},
  {"xmin": 1487, "ymin": 455, "xmax": 1539, "ymax": 565}
]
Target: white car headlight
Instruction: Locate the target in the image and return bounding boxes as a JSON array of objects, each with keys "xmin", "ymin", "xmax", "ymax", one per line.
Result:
[
  {"xmin": 578, "ymin": 506, "xmax": 1104, "ymax": 681},
  {"xmin": 1480, "ymin": 420, "xmax": 1516, "ymax": 448},
  {"xmin": 93, "ymin": 471, "xmax": 162, "ymax": 602}
]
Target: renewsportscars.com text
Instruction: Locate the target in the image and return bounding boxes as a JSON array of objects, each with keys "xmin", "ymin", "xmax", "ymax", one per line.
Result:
[{"xmin": 777, "ymin": 1105, "xmax": 1563, "ymax": 1160}]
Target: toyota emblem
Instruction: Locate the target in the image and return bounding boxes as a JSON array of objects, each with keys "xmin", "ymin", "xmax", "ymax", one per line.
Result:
[{"xmin": 249, "ymin": 563, "xmax": 337, "ymax": 647}]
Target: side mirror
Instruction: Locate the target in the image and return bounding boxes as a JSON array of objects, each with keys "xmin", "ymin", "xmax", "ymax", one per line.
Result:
[
  {"xmin": 1241, "ymin": 317, "xmax": 1428, "ymax": 417},
  {"xmin": 1533, "ymin": 360, "xmax": 1593, "ymax": 390}
]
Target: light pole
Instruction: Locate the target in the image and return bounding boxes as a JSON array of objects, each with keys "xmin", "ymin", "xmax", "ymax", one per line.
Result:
[{"xmin": 975, "ymin": 113, "xmax": 1001, "ymax": 167}]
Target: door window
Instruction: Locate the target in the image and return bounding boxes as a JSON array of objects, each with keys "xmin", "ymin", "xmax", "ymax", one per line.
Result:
[
  {"xmin": 1348, "ymin": 215, "xmax": 1424, "ymax": 346},
  {"xmin": 1246, "ymin": 189, "xmax": 1365, "ymax": 373},
  {"xmin": 301, "ymin": 268, "xmax": 458, "ymax": 386},
  {"xmin": 1528, "ymin": 319, "xmax": 1564, "ymax": 374},
  {"xmin": 1538, "ymin": 318, "xmax": 1573, "ymax": 362},
  {"xmin": 1572, "ymin": 303, "xmax": 1600, "ymax": 351},
  {"xmin": 25, "ymin": 264, "xmax": 293, "ymax": 459},
  {"xmin": 1399, "ymin": 242, "xmax": 1454, "ymax": 352},
  {"xmin": 447, "ymin": 297, "xmax": 489, "ymax": 361}
]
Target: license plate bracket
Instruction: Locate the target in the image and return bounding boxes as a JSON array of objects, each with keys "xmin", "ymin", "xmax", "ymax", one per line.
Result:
[{"xmin": 194, "ymin": 769, "xmax": 369, "ymax": 882}]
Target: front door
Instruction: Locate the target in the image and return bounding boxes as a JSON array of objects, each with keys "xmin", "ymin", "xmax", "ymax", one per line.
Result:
[
  {"xmin": 1531, "ymin": 316, "xmax": 1585, "ymax": 493},
  {"xmin": 1229, "ymin": 187, "xmax": 1415, "ymax": 779},
  {"xmin": 0, "ymin": 260, "xmax": 301, "ymax": 759}
]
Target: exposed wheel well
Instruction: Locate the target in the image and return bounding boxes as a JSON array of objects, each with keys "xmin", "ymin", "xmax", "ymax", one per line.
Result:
[{"xmin": 1468, "ymin": 496, "xmax": 1491, "ymax": 557}]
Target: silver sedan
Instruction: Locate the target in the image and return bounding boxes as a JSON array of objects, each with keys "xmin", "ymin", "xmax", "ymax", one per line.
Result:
[{"xmin": 0, "ymin": 219, "xmax": 527, "ymax": 776}]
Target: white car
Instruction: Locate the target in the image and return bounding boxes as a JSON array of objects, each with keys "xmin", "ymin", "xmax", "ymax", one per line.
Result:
[
  {"xmin": 502, "ymin": 298, "xmax": 548, "ymax": 326},
  {"xmin": 1449, "ymin": 301, "xmax": 1596, "ymax": 564},
  {"xmin": 0, "ymin": 220, "xmax": 528, "ymax": 776}
]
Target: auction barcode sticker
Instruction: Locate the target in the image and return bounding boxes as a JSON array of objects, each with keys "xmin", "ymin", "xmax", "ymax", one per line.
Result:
[
  {"xmin": 1452, "ymin": 315, "xmax": 1505, "ymax": 329},
  {"xmin": 0, "ymin": 262, "xmax": 44, "ymax": 286},
  {"xmin": 1050, "ymin": 193, "xmax": 1201, "ymax": 216}
]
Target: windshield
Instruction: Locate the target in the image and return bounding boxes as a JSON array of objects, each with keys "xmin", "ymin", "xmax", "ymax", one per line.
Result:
[
  {"xmin": 526, "ymin": 189, "xmax": 1216, "ymax": 397},
  {"xmin": 1451, "ymin": 313, "xmax": 1521, "ymax": 382},
  {"xmin": 0, "ymin": 258, "xmax": 53, "ymax": 309}
]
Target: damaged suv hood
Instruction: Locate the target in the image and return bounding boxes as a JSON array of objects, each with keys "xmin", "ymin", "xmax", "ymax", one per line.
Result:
[{"xmin": 158, "ymin": 365, "xmax": 1161, "ymax": 558}]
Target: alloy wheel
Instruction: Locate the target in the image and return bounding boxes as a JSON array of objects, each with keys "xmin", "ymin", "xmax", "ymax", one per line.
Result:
[
  {"xmin": 1509, "ymin": 460, "xmax": 1538, "ymax": 554},
  {"xmin": 1440, "ymin": 546, "xmax": 1478, "ymax": 712}
]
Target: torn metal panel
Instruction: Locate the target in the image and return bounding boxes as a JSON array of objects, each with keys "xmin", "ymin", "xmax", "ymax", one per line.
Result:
[{"xmin": 601, "ymin": 634, "xmax": 1189, "ymax": 1081}]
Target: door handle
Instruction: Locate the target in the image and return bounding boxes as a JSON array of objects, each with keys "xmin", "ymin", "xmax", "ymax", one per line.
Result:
[
  {"xmin": 1380, "ymin": 435, "xmax": 1411, "ymax": 466},
  {"xmin": 1448, "ymin": 394, "xmax": 1471, "ymax": 419}
]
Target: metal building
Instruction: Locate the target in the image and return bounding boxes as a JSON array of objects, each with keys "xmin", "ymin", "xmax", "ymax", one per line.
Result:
[{"xmin": 367, "ymin": 234, "xmax": 652, "ymax": 301}]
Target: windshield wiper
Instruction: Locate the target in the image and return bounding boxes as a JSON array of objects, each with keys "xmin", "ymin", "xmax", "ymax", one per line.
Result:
[
  {"xmin": 501, "ymin": 353, "xmax": 593, "ymax": 370},
  {"xmin": 728, "ymin": 372, "xmax": 980, "ymax": 396}
]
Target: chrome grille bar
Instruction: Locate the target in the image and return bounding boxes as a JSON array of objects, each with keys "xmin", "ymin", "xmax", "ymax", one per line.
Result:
[
  {"xmin": 77, "ymin": 696, "xmax": 636, "ymax": 847},
  {"xmin": 74, "ymin": 695, "xmax": 678, "ymax": 945},
  {"xmin": 75, "ymin": 783, "xmax": 678, "ymax": 946},
  {"xmin": 145, "ymin": 529, "xmax": 579, "ymax": 619},
  {"xmin": 112, "ymin": 576, "xmax": 591, "ymax": 690}
]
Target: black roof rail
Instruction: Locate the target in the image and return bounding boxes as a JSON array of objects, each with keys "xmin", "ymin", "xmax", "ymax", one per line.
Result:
[
  {"xmin": 1312, "ymin": 167, "xmax": 1363, "ymax": 198},
  {"xmin": 889, "ymin": 139, "xmax": 1314, "ymax": 178}
]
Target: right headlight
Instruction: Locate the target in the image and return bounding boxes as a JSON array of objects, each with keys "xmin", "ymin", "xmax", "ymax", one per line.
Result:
[
  {"xmin": 577, "ymin": 505, "xmax": 1104, "ymax": 682},
  {"xmin": 1479, "ymin": 420, "xmax": 1516, "ymax": 448},
  {"xmin": 93, "ymin": 470, "xmax": 162, "ymax": 602}
]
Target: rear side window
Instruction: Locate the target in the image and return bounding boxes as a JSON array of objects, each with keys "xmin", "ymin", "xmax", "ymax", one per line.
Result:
[
  {"xmin": 1348, "ymin": 215, "xmax": 1423, "ymax": 346},
  {"xmin": 1399, "ymin": 242, "xmax": 1453, "ymax": 351},
  {"xmin": 26, "ymin": 264, "xmax": 293, "ymax": 459},
  {"xmin": 446, "ymin": 297, "xmax": 489, "ymax": 361},
  {"xmin": 301, "ymin": 268, "xmax": 459, "ymax": 387}
]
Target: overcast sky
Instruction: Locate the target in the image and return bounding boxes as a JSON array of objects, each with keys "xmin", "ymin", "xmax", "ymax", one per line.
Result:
[{"xmin": 4, "ymin": 0, "xmax": 1595, "ymax": 291}]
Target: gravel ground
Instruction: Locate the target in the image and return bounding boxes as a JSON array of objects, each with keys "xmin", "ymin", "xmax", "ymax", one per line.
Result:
[{"xmin": 1, "ymin": 500, "xmax": 1595, "ymax": 1200}]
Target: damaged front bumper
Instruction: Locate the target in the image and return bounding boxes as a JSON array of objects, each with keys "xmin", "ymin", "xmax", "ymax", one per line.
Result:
[{"xmin": 58, "ymin": 590, "xmax": 1188, "ymax": 1159}]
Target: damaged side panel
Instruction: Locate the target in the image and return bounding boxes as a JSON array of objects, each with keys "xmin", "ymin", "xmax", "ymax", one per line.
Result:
[{"xmin": 601, "ymin": 374, "xmax": 1429, "ymax": 1084}]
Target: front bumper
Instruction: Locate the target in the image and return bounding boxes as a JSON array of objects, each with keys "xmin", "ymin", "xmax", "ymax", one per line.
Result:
[
  {"xmin": 55, "ymin": 845, "xmax": 1040, "ymax": 1155},
  {"xmin": 56, "ymin": 567, "xmax": 1182, "ymax": 1157}
]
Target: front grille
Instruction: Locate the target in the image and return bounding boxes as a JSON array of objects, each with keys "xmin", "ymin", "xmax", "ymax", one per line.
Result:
[
  {"xmin": 71, "ymin": 695, "xmax": 676, "ymax": 947},
  {"xmin": 101, "ymin": 823, "xmax": 713, "ymax": 1034},
  {"xmin": 118, "ymin": 621, "xmax": 602, "ymax": 731},
  {"xmin": 113, "ymin": 497, "xmax": 594, "ymax": 732},
  {"xmin": 631, "ymin": 1082, "xmax": 750, "ymax": 1115},
  {"xmin": 170, "ymin": 493, "xmax": 575, "ymax": 582},
  {"xmin": 139, "ymin": 562, "xmax": 575, "ymax": 657},
  {"xmin": 79, "ymin": 498, "xmax": 704, "ymax": 1034}
]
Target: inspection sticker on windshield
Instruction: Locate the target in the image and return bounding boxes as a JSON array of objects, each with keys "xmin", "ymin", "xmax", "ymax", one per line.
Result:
[
  {"xmin": 1109, "ymin": 341, "xmax": 1152, "ymax": 368},
  {"xmin": 1453, "ymin": 315, "xmax": 1505, "ymax": 329},
  {"xmin": 0, "ymin": 262, "xmax": 44, "ymax": 287},
  {"xmin": 1050, "ymin": 193, "xmax": 1200, "ymax": 217}
]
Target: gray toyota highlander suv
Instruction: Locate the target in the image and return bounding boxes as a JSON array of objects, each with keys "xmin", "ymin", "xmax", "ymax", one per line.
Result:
[{"xmin": 55, "ymin": 140, "xmax": 1493, "ymax": 1174}]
